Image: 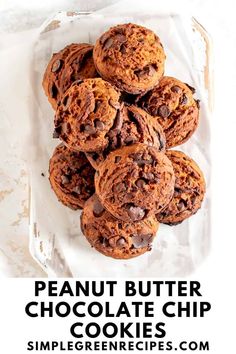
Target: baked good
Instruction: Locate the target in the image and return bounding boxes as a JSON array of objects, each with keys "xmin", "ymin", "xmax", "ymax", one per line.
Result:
[
  {"xmin": 95, "ymin": 143, "xmax": 175, "ymax": 222},
  {"xmin": 156, "ymin": 150, "xmax": 206, "ymax": 225},
  {"xmin": 137, "ymin": 76, "xmax": 200, "ymax": 148},
  {"xmin": 86, "ymin": 104, "xmax": 166, "ymax": 169},
  {"xmin": 93, "ymin": 23, "xmax": 165, "ymax": 94},
  {"xmin": 81, "ymin": 194, "xmax": 159, "ymax": 259},
  {"xmin": 49, "ymin": 143, "xmax": 95, "ymax": 209},
  {"xmin": 54, "ymin": 78, "xmax": 121, "ymax": 152},
  {"xmin": 42, "ymin": 43, "xmax": 97, "ymax": 109}
]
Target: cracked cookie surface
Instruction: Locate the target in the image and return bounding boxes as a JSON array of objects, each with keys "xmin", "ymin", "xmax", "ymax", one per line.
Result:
[
  {"xmin": 156, "ymin": 150, "xmax": 206, "ymax": 225},
  {"xmin": 81, "ymin": 194, "xmax": 159, "ymax": 259},
  {"xmin": 93, "ymin": 23, "xmax": 165, "ymax": 94},
  {"xmin": 49, "ymin": 143, "xmax": 95, "ymax": 209},
  {"xmin": 137, "ymin": 76, "xmax": 199, "ymax": 148},
  {"xmin": 54, "ymin": 78, "xmax": 121, "ymax": 152},
  {"xmin": 86, "ymin": 104, "xmax": 166, "ymax": 170},
  {"xmin": 42, "ymin": 43, "xmax": 97, "ymax": 110},
  {"xmin": 95, "ymin": 143, "xmax": 175, "ymax": 222}
]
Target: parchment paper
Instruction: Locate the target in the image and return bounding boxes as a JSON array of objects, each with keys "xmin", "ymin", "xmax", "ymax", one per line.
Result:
[{"xmin": 28, "ymin": 9, "xmax": 211, "ymax": 277}]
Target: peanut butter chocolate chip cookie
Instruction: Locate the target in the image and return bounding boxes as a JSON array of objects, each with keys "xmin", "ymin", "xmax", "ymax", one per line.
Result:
[
  {"xmin": 95, "ymin": 143, "xmax": 175, "ymax": 222},
  {"xmin": 42, "ymin": 43, "xmax": 97, "ymax": 109},
  {"xmin": 81, "ymin": 194, "xmax": 159, "ymax": 259},
  {"xmin": 49, "ymin": 143, "xmax": 95, "ymax": 209},
  {"xmin": 137, "ymin": 76, "xmax": 200, "ymax": 148},
  {"xmin": 156, "ymin": 150, "xmax": 206, "ymax": 225},
  {"xmin": 93, "ymin": 23, "xmax": 165, "ymax": 94},
  {"xmin": 86, "ymin": 104, "xmax": 166, "ymax": 170},
  {"xmin": 54, "ymin": 78, "xmax": 121, "ymax": 152}
]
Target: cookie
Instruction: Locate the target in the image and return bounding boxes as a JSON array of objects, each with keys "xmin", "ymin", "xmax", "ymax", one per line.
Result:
[
  {"xmin": 137, "ymin": 76, "xmax": 200, "ymax": 148},
  {"xmin": 86, "ymin": 104, "xmax": 166, "ymax": 169},
  {"xmin": 81, "ymin": 194, "xmax": 159, "ymax": 259},
  {"xmin": 95, "ymin": 143, "xmax": 175, "ymax": 222},
  {"xmin": 93, "ymin": 23, "xmax": 165, "ymax": 94},
  {"xmin": 156, "ymin": 150, "xmax": 206, "ymax": 225},
  {"xmin": 42, "ymin": 43, "xmax": 97, "ymax": 109},
  {"xmin": 54, "ymin": 78, "xmax": 121, "ymax": 152},
  {"xmin": 49, "ymin": 143, "xmax": 95, "ymax": 209}
]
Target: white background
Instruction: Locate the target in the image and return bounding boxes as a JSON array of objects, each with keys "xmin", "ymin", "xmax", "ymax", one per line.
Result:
[{"xmin": 0, "ymin": 0, "xmax": 236, "ymax": 352}]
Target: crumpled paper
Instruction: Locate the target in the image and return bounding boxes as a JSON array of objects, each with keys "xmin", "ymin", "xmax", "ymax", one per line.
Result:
[{"xmin": 28, "ymin": 6, "xmax": 212, "ymax": 277}]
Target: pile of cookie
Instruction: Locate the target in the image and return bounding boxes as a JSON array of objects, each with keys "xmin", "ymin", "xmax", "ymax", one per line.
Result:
[{"xmin": 43, "ymin": 23, "xmax": 206, "ymax": 260}]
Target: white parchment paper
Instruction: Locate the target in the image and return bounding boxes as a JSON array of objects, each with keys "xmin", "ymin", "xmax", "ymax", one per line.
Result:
[{"xmin": 28, "ymin": 9, "xmax": 211, "ymax": 277}]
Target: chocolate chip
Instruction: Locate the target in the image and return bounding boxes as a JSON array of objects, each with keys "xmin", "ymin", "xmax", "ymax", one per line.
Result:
[
  {"xmin": 66, "ymin": 122, "xmax": 71, "ymax": 134},
  {"xmin": 93, "ymin": 199, "xmax": 105, "ymax": 217},
  {"xmin": 95, "ymin": 119, "xmax": 105, "ymax": 130},
  {"xmin": 132, "ymin": 233, "xmax": 153, "ymax": 249},
  {"xmin": 116, "ymin": 237, "xmax": 126, "ymax": 248},
  {"xmin": 114, "ymin": 27, "xmax": 125, "ymax": 35},
  {"xmin": 185, "ymin": 83, "xmax": 196, "ymax": 93},
  {"xmin": 118, "ymin": 222, "xmax": 123, "ymax": 229},
  {"xmin": 72, "ymin": 186, "xmax": 81, "ymax": 195},
  {"xmin": 115, "ymin": 156, "xmax": 121, "ymax": 163},
  {"xmin": 130, "ymin": 152, "xmax": 142, "ymax": 161},
  {"xmin": 130, "ymin": 153, "xmax": 153, "ymax": 166},
  {"xmin": 151, "ymin": 107, "xmax": 159, "ymax": 116},
  {"xmin": 115, "ymin": 34, "xmax": 126, "ymax": 44},
  {"xmin": 180, "ymin": 94, "xmax": 188, "ymax": 105},
  {"xmin": 53, "ymin": 127, "xmax": 60, "ymax": 138},
  {"xmin": 113, "ymin": 182, "xmax": 126, "ymax": 193},
  {"xmin": 84, "ymin": 124, "xmax": 96, "ymax": 135},
  {"xmin": 171, "ymin": 85, "xmax": 181, "ymax": 93},
  {"xmin": 61, "ymin": 122, "xmax": 70, "ymax": 134},
  {"xmin": 145, "ymin": 172, "xmax": 155, "ymax": 181},
  {"xmin": 124, "ymin": 136, "xmax": 135, "ymax": 145},
  {"xmin": 140, "ymin": 158, "xmax": 153, "ymax": 167},
  {"xmin": 191, "ymin": 196, "xmax": 197, "ymax": 205},
  {"xmin": 61, "ymin": 175, "xmax": 69, "ymax": 184},
  {"xmin": 94, "ymin": 100, "xmax": 102, "ymax": 112},
  {"xmin": 99, "ymin": 236, "xmax": 109, "ymax": 246},
  {"xmin": 195, "ymin": 99, "xmax": 200, "ymax": 109},
  {"xmin": 174, "ymin": 187, "xmax": 183, "ymax": 195},
  {"xmin": 109, "ymin": 99, "xmax": 120, "ymax": 110},
  {"xmin": 177, "ymin": 202, "xmax": 185, "ymax": 211},
  {"xmin": 128, "ymin": 206, "xmax": 145, "ymax": 221},
  {"xmin": 51, "ymin": 59, "xmax": 62, "ymax": 73},
  {"xmin": 148, "ymin": 64, "xmax": 157, "ymax": 76},
  {"xmin": 112, "ymin": 110, "xmax": 123, "ymax": 131},
  {"xmin": 135, "ymin": 65, "xmax": 156, "ymax": 78},
  {"xmin": 103, "ymin": 33, "xmax": 126, "ymax": 51},
  {"xmin": 62, "ymin": 95, "xmax": 72, "ymax": 110},
  {"xmin": 103, "ymin": 37, "xmax": 113, "ymax": 50},
  {"xmin": 50, "ymin": 83, "xmax": 58, "ymax": 99},
  {"xmin": 136, "ymin": 179, "xmax": 146, "ymax": 188},
  {"xmin": 120, "ymin": 44, "xmax": 126, "ymax": 53},
  {"xmin": 158, "ymin": 105, "xmax": 170, "ymax": 118}
]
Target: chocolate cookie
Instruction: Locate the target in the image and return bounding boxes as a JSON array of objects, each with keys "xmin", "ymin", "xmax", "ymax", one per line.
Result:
[
  {"xmin": 49, "ymin": 143, "xmax": 95, "ymax": 209},
  {"xmin": 95, "ymin": 143, "xmax": 175, "ymax": 222},
  {"xmin": 54, "ymin": 78, "xmax": 121, "ymax": 152},
  {"xmin": 81, "ymin": 194, "xmax": 159, "ymax": 259},
  {"xmin": 137, "ymin": 76, "xmax": 199, "ymax": 148},
  {"xmin": 42, "ymin": 43, "xmax": 97, "ymax": 109},
  {"xmin": 93, "ymin": 23, "xmax": 165, "ymax": 94},
  {"xmin": 86, "ymin": 104, "xmax": 166, "ymax": 169},
  {"xmin": 156, "ymin": 150, "xmax": 206, "ymax": 225}
]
